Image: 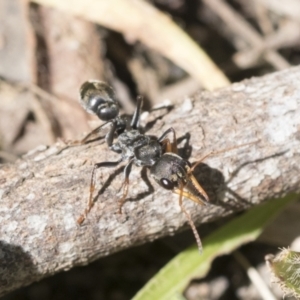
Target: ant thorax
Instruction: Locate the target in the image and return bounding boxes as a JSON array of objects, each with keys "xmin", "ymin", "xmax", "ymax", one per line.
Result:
[{"xmin": 110, "ymin": 130, "xmax": 162, "ymax": 167}]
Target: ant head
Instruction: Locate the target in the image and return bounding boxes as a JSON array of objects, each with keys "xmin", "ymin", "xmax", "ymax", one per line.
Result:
[
  {"xmin": 151, "ymin": 152, "xmax": 209, "ymax": 203},
  {"xmin": 150, "ymin": 153, "xmax": 191, "ymax": 190},
  {"xmin": 79, "ymin": 80, "xmax": 119, "ymax": 121}
]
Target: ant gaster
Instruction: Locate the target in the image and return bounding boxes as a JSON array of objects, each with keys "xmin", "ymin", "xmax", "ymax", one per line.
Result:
[
  {"xmin": 77, "ymin": 80, "xmax": 209, "ymax": 252},
  {"xmin": 77, "ymin": 81, "xmax": 132, "ymax": 145}
]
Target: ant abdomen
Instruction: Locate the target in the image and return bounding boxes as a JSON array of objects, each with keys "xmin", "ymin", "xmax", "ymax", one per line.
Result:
[{"xmin": 79, "ymin": 80, "xmax": 119, "ymax": 121}]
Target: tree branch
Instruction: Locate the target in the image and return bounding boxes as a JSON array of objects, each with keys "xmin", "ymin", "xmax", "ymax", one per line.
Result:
[{"xmin": 1, "ymin": 67, "xmax": 300, "ymax": 296}]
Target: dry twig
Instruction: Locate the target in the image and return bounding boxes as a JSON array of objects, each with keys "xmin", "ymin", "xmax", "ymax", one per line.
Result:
[
  {"xmin": 31, "ymin": 0, "xmax": 230, "ymax": 89},
  {"xmin": 0, "ymin": 67, "xmax": 300, "ymax": 296},
  {"xmin": 201, "ymin": 0, "xmax": 290, "ymax": 70}
]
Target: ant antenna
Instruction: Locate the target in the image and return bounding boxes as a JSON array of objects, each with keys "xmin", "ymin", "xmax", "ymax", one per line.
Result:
[
  {"xmin": 178, "ymin": 183, "xmax": 203, "ymax": 253},
  {"xmin": 191, "ymin": 140, "xmax": 259, "ymax": 172}
]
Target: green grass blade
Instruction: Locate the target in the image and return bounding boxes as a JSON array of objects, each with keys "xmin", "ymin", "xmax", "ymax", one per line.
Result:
[{"xmin": 133, "ymin": 194, "xmax": 298, "ymax": 300}]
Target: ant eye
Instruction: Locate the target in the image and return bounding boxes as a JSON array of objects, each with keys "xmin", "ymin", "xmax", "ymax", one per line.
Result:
[{"xmin": 160, "ymin": 178, "xmax": 174, "ymax": 190}]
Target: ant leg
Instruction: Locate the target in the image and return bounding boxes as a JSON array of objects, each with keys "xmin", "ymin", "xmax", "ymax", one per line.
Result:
[
  {"xmin": 56, "ymin": 121, "xmax": 111, "ymax": 155},
  {"xmin": 177, "ymin": 183, "xmax": 203, "ymax": 253},
  {"xmin": 105, "ymin": 121, "xmax": 117, "ymax": 147},
  {"xmin": 118, "ymin": 159, "xmax": 134, "ymax": 214},
  {"xmin": 161, "ymin": 139, "xmax": 172, "ymax": 153},
  {"xmin": 158, "ymin": 127, "xmax": 178, "ymax": 154},
  {"xmin": 77, "ymin": 159, "xmax": 122, "ymax": 225},
  {"xmin": 140, "ymin": 166, "xmax": 154, "ymax": 195},
  {"xmin": 79, "ymin": 122, "xmax": 110, "ymax": 145},
  {"xmin": 131, "ymin": 96, "xmax": 143, "ymax": 129}
]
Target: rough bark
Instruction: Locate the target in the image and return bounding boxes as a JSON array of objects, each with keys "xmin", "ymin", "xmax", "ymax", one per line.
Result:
[{"xmin": 1, "ymin": 67, "xmax": 300, "ymax": 295}]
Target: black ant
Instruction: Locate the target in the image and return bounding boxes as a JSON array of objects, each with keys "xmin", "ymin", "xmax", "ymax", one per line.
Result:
[{"xmin": 76, "ymin": 80, "xmax": 211, "ymax": 252}]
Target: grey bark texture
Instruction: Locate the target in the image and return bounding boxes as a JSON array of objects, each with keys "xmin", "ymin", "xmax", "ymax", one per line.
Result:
[{"xmin": 1, "ymin": 66, "xmax": 300, "ymax": 296}]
